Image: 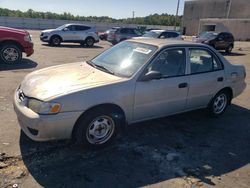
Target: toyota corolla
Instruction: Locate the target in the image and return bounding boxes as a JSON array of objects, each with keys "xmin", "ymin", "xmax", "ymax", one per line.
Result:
[{"xmin": 14, "ymin": 39, "xmax": 246, "ymax": 148}]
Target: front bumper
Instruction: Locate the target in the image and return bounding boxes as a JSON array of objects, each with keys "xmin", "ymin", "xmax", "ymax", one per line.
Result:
[
  {"xmin": 40, "ymin": 35, "xmax": 49, "ymax": 42},
  {"xmin": 23, "ymin": 43, "xmax": 34, "ymax": 57},
  {"xmin": 13, "ymin": 90, "xmax": 82, "ymax": 141}
]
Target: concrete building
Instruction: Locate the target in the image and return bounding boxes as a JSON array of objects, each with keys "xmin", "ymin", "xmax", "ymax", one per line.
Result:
[{"xmin": 182, "ymin": 0, "xmax": 250, "ymax": 40}]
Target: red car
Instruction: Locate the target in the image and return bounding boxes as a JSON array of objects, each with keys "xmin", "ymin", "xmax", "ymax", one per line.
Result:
[{"xmin": 0, "ymin": 27, "xmax": 34, "ymax": 64}]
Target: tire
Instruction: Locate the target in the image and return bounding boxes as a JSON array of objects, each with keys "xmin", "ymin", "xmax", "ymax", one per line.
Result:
[
  {"xmin": 208, "ymin": 90, "xmax": 231, "ymax": 117},
  {"xmin": 50, "ymin": 35, "xmax": 62, "ymax": 46},
  {"xmin": 75, "ymin": 108, "xmax": 123, "ymax": 149},
  {"xmin": 85, "ymin": 37, "xmax": 95, "ymax": 47},
  {"xmin": 0, "ymin": 43, "xmax": 22, "ymax": 64},
  {"xmin": 225, "ymin": 45, "xmax": 233, "ymax": 54}
]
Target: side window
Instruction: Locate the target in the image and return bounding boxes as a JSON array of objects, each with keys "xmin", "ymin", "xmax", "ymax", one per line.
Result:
[
  {"xmin": 148, "ymin": 49, "xmax": 186, "ymax": 77},
  {"xmin": 218, "ymin": 33, "xmax": 225, "ymax": 40},
  {"xmin": 75, "ymin": 26, "xmax": 91, "ymax": 31},
  {"xmin": 189, "ymin": 49, "xmax": 222, "ymax": 74},
  {"xmin": 160, "ymin": 32, "xmax": 170, "ymax": 38},
  {"xmin": 120, "ymin": 28, "xmax": 129, "ymax": 34},
  {"xmin": 67, "ymin": 25, "xmax": 76, "ymax": 31}
]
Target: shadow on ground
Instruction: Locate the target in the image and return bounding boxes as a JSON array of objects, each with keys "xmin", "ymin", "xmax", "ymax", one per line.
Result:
[
  {"xmin": 19, "ymin": 104, "xmax": 250, "ymax": 188},
  {"xmin": 0, "ymin": 59, "xmax": 37, "ymax": 71},
  {"xmin": 220, "ymin": 52, "xmax": 246, "ymax": 56},
  {"xmin": 42, "ymin": 44, "xmax": 103, "ymax": 49}
]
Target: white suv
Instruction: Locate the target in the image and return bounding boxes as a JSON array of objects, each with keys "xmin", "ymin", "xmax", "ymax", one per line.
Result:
[{"xmin": 40, "ymin": 24, "xmax": 99, "ymax": 47}]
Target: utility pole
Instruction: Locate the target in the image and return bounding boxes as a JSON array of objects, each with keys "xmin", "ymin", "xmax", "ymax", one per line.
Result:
[
  {"xmin": 132, "ymin": 11, "xmax": 135, "ymax": 19},
  {"xmin": 174, "ymin": 0, "xmax": 180, "ymax": 31},
  {"xmin": 226, "ymin": 0, "xmax": 232, "ymax": 19}
]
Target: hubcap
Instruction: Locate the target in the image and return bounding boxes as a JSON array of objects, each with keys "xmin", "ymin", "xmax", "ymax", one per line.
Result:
[
  {"xmin": 86, "ymin": 116, "xmax": 115, "ymax": 145},
  {"xmin": 213, "ymin": 94, "xmax": 227, "ymax": 114},
  {"xmin": 2, "ymin": 47, "xmax": 19, "ymax": 62},
  {"xmin": 87, "ymin": 38, "xmax": 94, "ymax": 46},
  {"xmin": 53, "ymin": 38, "xmax": 60, "ymax": 45}
]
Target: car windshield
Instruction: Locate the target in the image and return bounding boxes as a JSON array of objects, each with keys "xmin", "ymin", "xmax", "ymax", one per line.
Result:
[
  {"xmin": 90, "ymin": 41, "xmax": 158, "ymax": 77},
  {"xmin": 199, "ymin": 32, "xmax": 218, "ymax": 39},
  {"xmin": 56, "ymin": 24, "xmax": 67, "ymax": 30},
  {"xmin": 143, "ymin": 31, "xmax": 160, "ymax": 38}
]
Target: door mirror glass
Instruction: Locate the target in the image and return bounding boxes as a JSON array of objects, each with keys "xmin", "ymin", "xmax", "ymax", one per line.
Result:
[{"xmin": 141, "ymin": 71, "xmax": 162, "ymax": 81}]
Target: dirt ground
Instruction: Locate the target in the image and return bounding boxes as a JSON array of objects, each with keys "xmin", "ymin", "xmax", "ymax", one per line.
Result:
[{"xmin": 0, "ymin": 30, "xmax": 250, "ymax": 188}]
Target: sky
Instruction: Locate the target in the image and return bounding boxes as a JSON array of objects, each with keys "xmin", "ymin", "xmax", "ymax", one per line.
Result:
[{"xmin": 0, "ymin": 0, "xmax": 185, "ymax": 19}]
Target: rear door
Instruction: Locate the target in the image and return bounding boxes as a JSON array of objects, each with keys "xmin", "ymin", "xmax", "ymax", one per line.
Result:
[
  {"xmin": 75, "ymin": 25, "xmax": 91, "ymax": 41},
  {"xmin": 134, "ymin": 48, "xmax": 189, "ymax": 121},
  {"xmin": 186, "ymin": 47, "xmax": 225, "ymax": 109}
]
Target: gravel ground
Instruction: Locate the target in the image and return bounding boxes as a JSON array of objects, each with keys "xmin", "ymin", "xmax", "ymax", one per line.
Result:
[{"xmin": 0, "ymin": 30, "xmax": 250, "ymax": 188}]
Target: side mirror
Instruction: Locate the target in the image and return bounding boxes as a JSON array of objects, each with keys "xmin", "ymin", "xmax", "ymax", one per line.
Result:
[
  {"xmin": 63, "ymin": 28, "xmax": 69, "ymax": 31},
  {"xmin": 160, "ymin": 36, "xmax": 165, "ymax": 39},
  {"xmin": 141, "ymin": 71, "xmax": 162, "ymax": 81}
]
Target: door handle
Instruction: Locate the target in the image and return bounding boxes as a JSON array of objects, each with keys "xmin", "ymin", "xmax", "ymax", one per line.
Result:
[
  {"xmin": 217, "ymin": 77, "xmax": 224, "ymax": 82},
  {"xmin": 178, "ymin": 83, "xmax": 188, "ymax": 88}
]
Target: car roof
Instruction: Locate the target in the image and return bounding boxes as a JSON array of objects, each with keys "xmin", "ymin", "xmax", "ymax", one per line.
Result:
[
  {"xmin": 66, "ymin": 23, "xmax": 91, "ymax": 27},
  {"xmin": 127, "ymin": 38, "xmax": 208, "ymax": 48}
]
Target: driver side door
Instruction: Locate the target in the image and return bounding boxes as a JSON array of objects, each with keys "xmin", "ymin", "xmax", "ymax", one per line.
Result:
[
  {"xmin": 133, "ymin": 48, "xmax": 189, "ymax": 122},
  {"xmin": 61, "ymin": 25, "xmax": 77, "ymax": 41}
]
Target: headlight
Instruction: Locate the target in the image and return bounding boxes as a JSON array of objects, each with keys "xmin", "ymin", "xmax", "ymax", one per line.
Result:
[
  {"xmin": 28, "ymin": 99, "xmax": 61, "ymax": 115},
  {"xmin": 24, "ymin": 34, "xmax": 32, "ymax": 43}
]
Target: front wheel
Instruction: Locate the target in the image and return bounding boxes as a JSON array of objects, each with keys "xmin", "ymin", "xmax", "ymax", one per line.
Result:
[
  {"xmin": 75, "ymin": 108, "xmax": 122, "ymax": 149},
  {"xmin": 208, "ymin": 91, "xmax": 230, "ymax": 117},
  {"xmin": 225, "ymin": 45, "xmax": 233, "ymax": 54},
  {"xmin": 50, "ymin": 36, "xmax": 62, "ymax": 46},
  {"xmin": 0, "ymin": 44, "xmax": 22, "ymax": 64}
]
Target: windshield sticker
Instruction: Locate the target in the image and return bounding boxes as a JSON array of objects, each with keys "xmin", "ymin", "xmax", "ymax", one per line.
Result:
[{"xmin": 134, "ymin": 47, "xmax": 152, "ymax": 54}]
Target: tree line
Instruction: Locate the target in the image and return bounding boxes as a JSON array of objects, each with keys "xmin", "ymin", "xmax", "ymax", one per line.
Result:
[{"xmin": 0, "ymin": 8, "xmax": 182, "ymax": 26}]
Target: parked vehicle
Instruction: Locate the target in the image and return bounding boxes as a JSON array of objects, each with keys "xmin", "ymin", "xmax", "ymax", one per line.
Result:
[
  {"xmin": 98, "ymin": 27, "xmax": 120, "ymax": 40},
  {"xmin": 14, "ymin": 39, "xmax": 246, "ymax": 149},
  {"xmin": 193, "ymin": 32, "xmax": 235, "ymax": 53},
  {"xmin": 40, "ymin": 24, "xmax": 99, "ymax": 47},
  {"xmin": 142, "ymin": 30, "xmax": 183, "ymax": 40},
  {"xmin": 107, "ymin": 27, "xmax": 142, "ymax": 45},
  {"xmin": 0, "ymin": 27, "xmax": 34, "ymax": 64}
]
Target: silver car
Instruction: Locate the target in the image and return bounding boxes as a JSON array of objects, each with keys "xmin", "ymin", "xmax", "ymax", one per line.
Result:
[
  {"xmin": 142, "ymin": 30, "xmax": 183, "ymax": 40},
  {"xmin": 14, "ymin": 39, "xmax": 246, "ymax": 148},
  {"xmin": 40, "ymin": 24, "xmax": 99, "ymax": 47},
  {"xmin": 107, "ymin": 27, "xmax": 142, "ymax": 45}
]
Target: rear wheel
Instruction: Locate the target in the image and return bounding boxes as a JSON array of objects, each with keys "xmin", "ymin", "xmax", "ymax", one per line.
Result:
[
  {"xmin": 0, "ymin": 43, "xmax": 22, "ymax": 64},
  {"xmin": 50, "ymin": 36, "xmax": 62, "ymax": 46},
  {"xmin": 85, "ymin": 37, "xmax": 95, "ymax": 47},
  {"xmin": 75, "ymin": 108, "xmax": 123, "ymax": 149},
  {"xmin": 208, "ymin": 90, "xmax": 230, "ymax": 117}
]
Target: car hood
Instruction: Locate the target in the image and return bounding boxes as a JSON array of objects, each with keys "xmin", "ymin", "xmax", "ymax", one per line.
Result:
[
  {"xmin": 20, "ymin": 62, "xmax": 125, "ymax": 101},
  {"xmin": 0, "ymin": 26, "xmax": 28, "ymax": 35},
  {"xmin": 42, "ymin": 29, "xmax": 57, "ymax": 33}
]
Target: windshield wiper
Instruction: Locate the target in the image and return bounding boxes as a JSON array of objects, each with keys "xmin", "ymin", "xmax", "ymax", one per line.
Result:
[
  {"xmin": 94, "ymin": 64, "xmax": 115, "ymax": 75},
  {"xmin": 86, "ymin": 61, "xmax": 114, "ymax": 75}
]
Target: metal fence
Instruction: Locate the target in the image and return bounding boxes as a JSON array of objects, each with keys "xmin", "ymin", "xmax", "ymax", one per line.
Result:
[{"xmin": 0, "ymin": 16, "xmax": 179, "ymax": 31}]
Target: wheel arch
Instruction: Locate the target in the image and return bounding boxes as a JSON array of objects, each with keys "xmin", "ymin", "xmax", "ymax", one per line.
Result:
[
  {"xmin": 71, "ymin": 103, "xmax": 126, "ymax": 139},
  {"xmin": 50, "ymin": 34, "xmax": 63, "ymax": 42},
  {"xmin": 209, "ymin": 87, "xmax": 233, "ymax": 107},
  {"xmin": 0, "ymin": 40, "xmax": 24, "ymax": 52}
]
